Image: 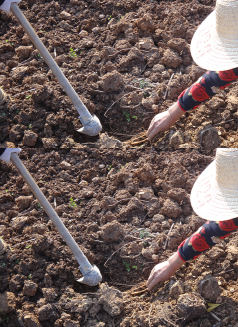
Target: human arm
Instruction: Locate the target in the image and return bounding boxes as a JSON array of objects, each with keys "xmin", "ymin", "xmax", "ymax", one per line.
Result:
[
  {"xmin": 147, "ymin": 68, "xmax": 238, "ymax": 140},
  {"xmin": 147, "ymin": 217, "xmax": 238, "ymax": 290},
  {"xmin": 147, "ymin": 102, "xmax": 184, "ymax": 140},
  {"xmin": 147, "ymin": 252, "xmax": 184, "ymax": 290},
  {"xmin": 0, "ymin": 0, "xmax": 21, "ymax": 14},
  {"xmin": 0, "ymin": 148, "xmax": 21, "ymax": 164}
]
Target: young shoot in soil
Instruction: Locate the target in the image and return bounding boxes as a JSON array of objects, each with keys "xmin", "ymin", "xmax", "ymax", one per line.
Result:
[
  {"xmin": 69, "ymin": 48, "xmax": 77, "ymax": 58},
  {"xmin": 122, "ymin": 260, "xmax": 131, "ymax": 272},
  {"xmin": 122, "ymin": 110, "xmax": 131, "ymax": 122},
  {"xmin": 69, "ymin": 198, "xmax": 77, "ymax": 208}
]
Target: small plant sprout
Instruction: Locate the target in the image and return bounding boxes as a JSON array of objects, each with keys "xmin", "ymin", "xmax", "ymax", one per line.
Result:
[
  {"xmin": 28, "ymin": 274, "xmax": 32, "ymax": 279},
  {"xmin": 28, "ymin": 124, "xmax": 32, "ymax": 129},
  {"xmin": 26, "ymin": 245, "xmax": 32, "ymax": 249},
  {"xmin": 108, "ymin": 15, "xmax": 112, "ymax": 20},
  {"xmin": 132, "ymin": 116, "xmax": 138, "ymax": 120},
  {"xmin": 132, "ymin": 265, "xmax": 138, "ymax": 270},
  {"xmin": 122, "ymin": 110, "xmax": 131, "ymax": 122},
  {"xmin": 36, "ymin": 203, "xmax": 42, "ymax": 209},
  {"xmin": 139, "ymin": 79, "xmax": 150, "ymax": 89},
  {"xmin": 69, "ymin": 48, "xmax": 77, "ymax": 58},
  {"xmin": 26, "ymin": 95, "xmax": 32, "ymax": 99},
  {"xmin": 69, "ymin": 198, "xmax": 77, "ymax": 208},
  {"xmin": 36, "ymin": 53, "xmax": 42, "ymax": 59},
  {"xmin": 1, "ymin": 263, "xmax": 6, "ymax": 267},
  {"xmin": 108, "ymin": 165, "xmax": 112, "ymax": 171},
  {"xmin": 139, "ymin": 229, "xmax": 150, "ymax": 239},
  {"xmin": 122, "ymin": 260, "xmax": 131, "ymax": 272},
  {"xmin": 16, "ymin": 260, "xmax": 20, "ymax": 264}
]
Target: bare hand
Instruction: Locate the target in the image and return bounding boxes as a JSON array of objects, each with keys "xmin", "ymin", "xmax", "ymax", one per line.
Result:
[
  {"xmin": 147, "ymin": 252, "xmax": 185, "ymax": 291},
  {"xmin": 147, "ymin": 260, "xmax": 176, "ymax": 291},
  {"xmin": 147, "ymin": 111, "xmax": 174, "ymax": 141},
  {"xmin": 146, "ymin": 102, "xmax": 184, "ymax": 141}
]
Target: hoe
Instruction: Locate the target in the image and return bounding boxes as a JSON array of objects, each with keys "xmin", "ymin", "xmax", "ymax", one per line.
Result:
[
  {"xmin": 8, "ymin": 152, "xmax": 102, "ymax": 286},
  {"xmin": 10, "ymin": 3, "xmax": 102, "ymax": 137}
]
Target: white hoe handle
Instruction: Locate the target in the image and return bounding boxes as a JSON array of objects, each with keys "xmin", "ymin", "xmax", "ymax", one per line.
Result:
[
  {"xmin": 10, "ymin": 3, "xmax": 102, "ymax": 136},
  {"xmin": 10, "ymin": 153, "xmax": 102, "ymax": 286}
]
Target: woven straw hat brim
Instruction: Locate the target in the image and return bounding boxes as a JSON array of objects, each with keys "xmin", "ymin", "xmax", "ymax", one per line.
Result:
[
  {"xmin": 191, "ymin": 11, "xmax": 238, "ymax": 71},
  {"xmin": 190, "ymin": 161, "xmax": 238, "ymax": 221}
]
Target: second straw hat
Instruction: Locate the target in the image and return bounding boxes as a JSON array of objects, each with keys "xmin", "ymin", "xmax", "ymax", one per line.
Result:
[
  {"xmin": 190, "ymin": 0, "xmax": 238, "ymax": 71},
  {"xmin": 190, "ymin": 148, "xmax": 238, "ymax": 221}
]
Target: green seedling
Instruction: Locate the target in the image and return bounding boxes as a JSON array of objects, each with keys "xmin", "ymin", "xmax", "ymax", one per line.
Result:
[
  {"xmin": 28, "ymin": 274, "xmax": 32, "ymax": 279},
  {"xmin": 108, "ymin": 165, "xmax": 112, "ymax": 171},
  {"xmin": 1, "ymin": 113, "xmax": 5, "ymax": 116},
  {"xmin": 69, "ymin": 198, "xmax": 77, "ymax": 208},
  {"xmin": 132, "ymin": 116, "xmax": 138, "ymax": 120},
  {"xmin": 25, "ymin": 95, "xmax": 32, "ymax": 99},
  {"xmin": 16, "ymin": 260, "xmax": 20, "ymax": 264},
  {"xmin": 123, "ymin": 260, "xmax": 131, "ymax": 272},
  {"xmin": 69, "ymin": 48, "xmax": 77, "ymax": 58},
  {"xmin": 1, "ymin": 263, "xmax": 6, "ymax": 267},
  {"xmin": 2, "ymin": 316, "xmax": 9, "ymax": 322},
  {"xmin": 108, "ymin": 15, "xmax": 112, "ymax": 20},
  {"xmin": 139, "ymin": 79, "xmax": 150, "ymax": 89},
  {"xmin": 122, "ymin": 110, "xmax": 131, "ymax": 122},
  {"xmin": 139, "ymin": 229, "xmax": 150, "ymax": 239},
  {"xmin": 36, "ymin": 53, "xmax": 42, "ymax": 59},
  {"xmin": 28, "ymin": 124, "xmax": 32, "ymax": 129},
  {"xmin": 26, "ymin": 245, "xmax": 32, "ymax": 249},
  {"xmin": 16, "ymin": 110, "xmax": 20, "ymax": 114},
  {"xmin": 6, "ymin": 39, "xmax": 14, "ymax": 45},
  {"xmin": 36, "ymin": 203, "xmax": 42, "ymax": 209},
  {"xmin": 132, "ymin": 266, "xmax": 138, "ymax": 270}
]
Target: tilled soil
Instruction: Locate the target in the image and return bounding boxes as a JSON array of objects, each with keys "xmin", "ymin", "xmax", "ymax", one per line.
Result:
[
  {"xmin": 1, "ymin": 0, "xmax": 238, "ymax": 326},
  {"xmin": 0, "ymin": 147, "xmax": 238, "ymax": 327},
  {"xmin": 0, "ymin": 0, "xmax": 238, "ymax": 149}
]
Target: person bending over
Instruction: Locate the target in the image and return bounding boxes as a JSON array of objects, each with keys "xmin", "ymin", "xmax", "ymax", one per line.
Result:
[
  {"xmin": 147, "ymin": 148, "xmax": 238, "ymax": 290},
  {"xmin": 147, "ymin": 0, "xmax": 238, "ymax": 141}
]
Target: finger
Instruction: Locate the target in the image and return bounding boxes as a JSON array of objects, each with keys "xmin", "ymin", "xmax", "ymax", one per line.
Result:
[
  {"xmin": 147, "ymin": 123, "xmax": 159, "ymax": 141},
  {"xmin": 146, "ymin": 120, "xmax": 154, "ymax": 137},
  {"xmin": 146, "ymin": 121, "xmax": 156, "ymax": 140},
  {"xmin": 147, "ymin": 270, "xmax": 155, "ymax": 289},
  {"xmin": 147, "ymin": 275, "xmax": 158, "ymax": 291}
]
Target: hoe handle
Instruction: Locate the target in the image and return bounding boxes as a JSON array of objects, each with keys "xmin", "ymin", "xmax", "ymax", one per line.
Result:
[
  {"xmin": 10, "ymin": 153, "xmax": 93, "ymax": 275},
  {"xmin": 10, "ymin": 3, "xmax": 92, "ymax": 125}
]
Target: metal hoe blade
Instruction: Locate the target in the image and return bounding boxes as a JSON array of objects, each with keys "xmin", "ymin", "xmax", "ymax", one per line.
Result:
[
  {"xmin": 10, "ymin": 153, "xmax": 102, "ymax": 286},
  {"xmin": 10, "ymin": 3, "xmax": 102, "ymax": 137}
]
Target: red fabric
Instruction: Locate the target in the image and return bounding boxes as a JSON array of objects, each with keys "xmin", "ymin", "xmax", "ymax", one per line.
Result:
[{"xmin": 189, "ymin": 234, "xmax": 210, "ymax": 252}]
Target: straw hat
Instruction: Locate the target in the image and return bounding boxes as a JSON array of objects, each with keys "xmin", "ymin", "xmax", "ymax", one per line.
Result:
[
  {"xmin": 190, "ymin": 0, "xmax": 238, "ymax": 71},
  {"xmin": 190, "ymin": 148, "xmax": 238, "ymax": 221}
]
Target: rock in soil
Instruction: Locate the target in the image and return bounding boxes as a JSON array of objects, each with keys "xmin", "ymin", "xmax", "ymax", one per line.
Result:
[{"xmin": 0, "ymin": 292, "xmax": 16, "ymax": 314}]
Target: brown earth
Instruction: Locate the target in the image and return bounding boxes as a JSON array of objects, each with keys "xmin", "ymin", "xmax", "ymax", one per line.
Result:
[
  {"xmin": 0, "ymin": 147, "xmax": 238, "ymax": 327},
  {"xmin": 1, "ymin": 0, "xmax": 238, "ymax": 326},
  {"xmin": 0, "ymin": 0, "xmax": 238, "ymax": 150}
]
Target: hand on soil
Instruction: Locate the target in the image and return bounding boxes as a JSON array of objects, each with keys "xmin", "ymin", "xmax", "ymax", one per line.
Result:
[
  {"xmin": 147, "ymin": 260, "xmax": 176, "ymax": 290},
  {"xmin": 146, "ymin": 102, "xmax": 184, "ymax": 141},
  {"xmin": 147, "ymin": 252, "xmax": 185, "ymax": 291}
]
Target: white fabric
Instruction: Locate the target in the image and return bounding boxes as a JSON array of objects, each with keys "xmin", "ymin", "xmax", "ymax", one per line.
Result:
[
  {"xmin": 190, "ymin": 0, "xmax": 238, "ymax": 71},
  {"xmin": 190, "ymin": 148, "xmax": 238, "ymax": 221},
  {"xmin": 0, "ymin": 0, "xmax": 21, "ymax": 14},
  {"xmin": 0, "ymin": 148, "xmax": 21, "ymax": 164}
]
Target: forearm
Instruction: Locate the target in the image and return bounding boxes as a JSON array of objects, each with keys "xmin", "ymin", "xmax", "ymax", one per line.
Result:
[
  {"xmin": 177, "ymin": 68, "xmax": 238, "ymax": 112},
  {"xmin": 168, "ymin": 252, "xmax": 185, "ymax": 270},
  {"xmin": 168, "ymin": 102, "xmax": 185, "ymax": 121},
  {"xmin": 178, "ymin": 217, "xmax": 238, "ymax": 262}
]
